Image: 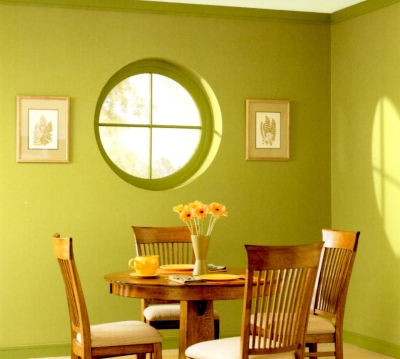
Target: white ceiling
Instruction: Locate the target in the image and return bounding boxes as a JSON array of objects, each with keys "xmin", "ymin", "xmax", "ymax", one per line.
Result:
[{"xmin": 143, "ymin": 0, "xmax": 366, "ymax": 13}]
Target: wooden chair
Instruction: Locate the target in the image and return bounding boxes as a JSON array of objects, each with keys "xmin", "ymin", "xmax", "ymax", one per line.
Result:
[
  {"xmin": 52, "ymin": 234, "xmax": 163, "ymax": 359},
  {"xmin": 305, "ymin": 229, "xmax": 360, "ymax": 359},
  {"xmin": 186, "ymin": 242, "xmax": 323, "ymax": 359},
  {"xmin": 132, "ymin": 226, "xmax": 220, "ymax": 338}
]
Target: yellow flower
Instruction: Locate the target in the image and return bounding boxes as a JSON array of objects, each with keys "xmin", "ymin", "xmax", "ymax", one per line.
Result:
[
  {"xmin": 173, "ymin": 204, "xmax": 185, "ymax": 213},
  {"xmin": 188, "ymin": 200, "xmax": 203, "ymax": 209},
  {"xmin": 179, "ymin": 208, "xmax": 193, "ymax": 222},
  {"xmin": 192, "ymin": 203, "xmax": 208, "ymax": 219},
  {"xmin": 208, "ymin": 202, "xmax": 228, "ymax": 218},
  {"xmin": 173, "ymin": 200, "xmax": 228, "ymax": 235}
]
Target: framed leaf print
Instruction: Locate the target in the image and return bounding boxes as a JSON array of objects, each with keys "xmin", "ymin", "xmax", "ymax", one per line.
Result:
[
  {"xmin": 17, "ymin": 96, "xmax": 70, "ymax": 162},
  {"xmin": 246, "ymin": 99, "xmax": 290, "ymax": 161}
]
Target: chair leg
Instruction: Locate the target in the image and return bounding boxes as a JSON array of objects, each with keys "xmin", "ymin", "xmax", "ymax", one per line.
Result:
[
  {"xmin": 137, "ymin": 354, "xmax": 146, "ymax": 359},
  {"xmin": 153, "ymin": 342, "xmax": 162, "ymax": 359},
  {"xmin": 335, "ymin": 337, "xmax": 344, "ymax": 359},
  {"xmin": 214, "ymin": 319, "xmax": 220, "ymax": 339},
  {"xmin": 307, "ymin": 343, "xmax": 318, "ymax": 359}
]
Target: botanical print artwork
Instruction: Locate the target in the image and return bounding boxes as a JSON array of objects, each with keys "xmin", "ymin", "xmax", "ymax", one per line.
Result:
[
  {"xmin": 255, "ymin": 111, "xmax": 281, "ymax": 149},
  {"xmin": 28, "ymin": 109, "xmax": 59, "ymax": 150}
]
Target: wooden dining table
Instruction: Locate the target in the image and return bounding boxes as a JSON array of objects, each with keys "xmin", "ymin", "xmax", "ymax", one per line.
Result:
[{"xmin": 104, "ymin": 267, "xmax": 246, "ymax": 359}]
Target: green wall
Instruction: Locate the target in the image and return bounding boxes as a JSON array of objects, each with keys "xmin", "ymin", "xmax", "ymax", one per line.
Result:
[
  {"xmin": 0, "ymin": 1, "xmax": 332, "ymax": 358},
  {"xmin": 332, "ymin": 2, "xmax": 400, "ymax": 357}
]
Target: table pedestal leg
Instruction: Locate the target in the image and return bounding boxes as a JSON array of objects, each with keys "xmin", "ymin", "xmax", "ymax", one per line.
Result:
[{"xmin": 179, "ymin": 300, "xmax": 215, "ymax": 359}]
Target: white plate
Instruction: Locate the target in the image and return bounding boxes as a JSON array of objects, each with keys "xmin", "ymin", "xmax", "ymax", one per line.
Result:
[
  {"xmin": 197, "ymin": 274, "xmax": 240, "ymax": 281},
  {"xmin": 130, "ymin": 273, "xmax": 159, "ymax": 278},
  {"xmin": 159, "ymin": 264, "xmax": 195, "ymax": 271}
]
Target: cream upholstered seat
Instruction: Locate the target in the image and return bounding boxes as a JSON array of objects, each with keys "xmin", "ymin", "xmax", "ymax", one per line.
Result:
[
  {"xmin": 186, "ymin": 242, "xmax": 323, "ymax": 359},
  {"xmin": 186, "ymin": 336, "xmax": 296, "ymax": 359},
  {"xmin": 52, "ymin": 234, "xmax": 163, "ymax": 359},
  {"xmin": 305, "ymin": 229, "xmax": 360, "ymax": 359},
  {"xmin": 76, "ymin": 321, "xmax": 162, "ymax": 347},
  {"xmin": 132, "ymin": 226, "xmax": 220, "ymax": 337},
  {"xmin": 142, "ymin": 304, "xmax": 214, "ymax": 324},
  {"xmin": 143, "ymin": 304, "xmax": 182, "ymax": 322},
  {"xmin": 306, "ymin": 315, "xmax": 335, "ymax": 335}
]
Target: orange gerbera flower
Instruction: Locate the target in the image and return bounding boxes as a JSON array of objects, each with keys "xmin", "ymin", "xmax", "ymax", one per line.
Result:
[
  {"xmin": 192, "ymin": 203, "xmax": 208, "ymax": 219},
  {"xmin": 173, "ymin": 200, "xmax": 228, "ymax": 235},
  {"xmin": 179, "ymin": 208, "xmax": 193, "ymax": 222},
  {"xmin": 208, "ymin": 202, "xmax": 228, "ymax": 218}
]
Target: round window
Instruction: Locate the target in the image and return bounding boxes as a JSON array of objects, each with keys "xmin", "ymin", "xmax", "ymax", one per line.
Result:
[{"xmin": 94, "ymin": 58, "xmax": 222, "ymax": 191}]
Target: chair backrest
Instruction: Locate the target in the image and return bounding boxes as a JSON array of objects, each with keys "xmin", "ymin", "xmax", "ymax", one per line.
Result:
[
  {"xmin": 311, "ymin": 229, "xmax": 360, "ymax": 319},
  {"xmin": 132, "ymin": 226, "xmax": 194, "ymax": 265},
  {"xmin": 52, "ymin": 234, "xmax": 91, "ymax": 355},
  {"xmin": 242, "ymin": 242, "xmax": 323, "ymax": 359}
]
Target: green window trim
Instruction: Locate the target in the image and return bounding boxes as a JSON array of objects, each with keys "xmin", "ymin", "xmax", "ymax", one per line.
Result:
[{"xmin": 94, "ymin": 58, "xmax": 222, "ymax": 191}]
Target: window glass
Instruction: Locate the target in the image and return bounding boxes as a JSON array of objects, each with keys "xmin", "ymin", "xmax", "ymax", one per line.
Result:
[
  {"xmin": 100, "ymin": 127, "xmax": 150, "ymax": 178},
  {"xmin": 152, "ymin": 74, "xmax": 201, "ymax": 126},
  {"xmin": 100, "ymin": 74, "xmax": 150, "ymax": 125},
  {"xmin": 151, "ymin": 128, "xmax": 201, "ymax": 179},
  {"xmin": 99, "ymin": 73, "xmax": 201, "ymax": 180}
]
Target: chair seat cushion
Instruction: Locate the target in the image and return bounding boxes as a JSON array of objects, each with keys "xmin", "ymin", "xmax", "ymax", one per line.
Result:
[
  {"xmin": 307, "ymin": 315, "xmax": 335, "ymax": 335},
  {"xmin": 249, "ymin": 313, "xmax": 335, "ymax": 336},
  {"xmin": 144, "ymin": 304, "xmax": 221, "ymax": 321},
  {"xmin": 185, "ymin": 336, "xmax": 295, "ymax": 359},
  {"xmin": 76, "ymin": 320, "xmax": 163, "ymax": 348},
  {"xmin": 250, "ymin": 313, "xmax": 289, "ymax": 330}
]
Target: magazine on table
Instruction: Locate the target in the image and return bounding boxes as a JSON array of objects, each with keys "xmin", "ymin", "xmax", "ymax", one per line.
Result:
[
  {"xmin": 168, "ymin": 275, "xmax": 207, "ymax": 284},
  {"xmin": 208, "ymin": 264, "xmax": 226, "ymax": 272}
]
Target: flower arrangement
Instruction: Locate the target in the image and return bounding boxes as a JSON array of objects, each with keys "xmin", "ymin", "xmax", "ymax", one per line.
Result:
[{"xmin": 173, "ymin": 200, "xmax": 228, "ymax": 236}]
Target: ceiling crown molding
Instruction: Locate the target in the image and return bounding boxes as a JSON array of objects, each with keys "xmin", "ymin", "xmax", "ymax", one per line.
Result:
[
  {"xmin": 0, "ymin": 0, "xmax": 331, "ymax": 23},
  {"xmin": 332, "ymin": 0, "xmax": 400, "ymax": 23},
  {"xmin": 1, "ymin": 0, "xmax": 399, "ymax": 24}
]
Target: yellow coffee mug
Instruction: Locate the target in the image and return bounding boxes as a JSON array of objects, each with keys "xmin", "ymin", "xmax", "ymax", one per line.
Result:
[{"xmin": 128, "ymin": 255, "xmax": 159, "ymax": 276}]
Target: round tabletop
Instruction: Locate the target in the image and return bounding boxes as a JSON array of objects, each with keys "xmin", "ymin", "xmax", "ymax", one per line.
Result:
[{"xmin": 104, "ymin": 267, "xmax": 246, "ymax": 301}]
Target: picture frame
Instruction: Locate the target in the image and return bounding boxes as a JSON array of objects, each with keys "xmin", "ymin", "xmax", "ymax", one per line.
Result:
[
  {"xmin": 17, "ymin": 95, "xmax": 70, "ymax": 163},
  {"xmin": 246, "ymin": 99, "xmax": 290, "ymax": 161}
]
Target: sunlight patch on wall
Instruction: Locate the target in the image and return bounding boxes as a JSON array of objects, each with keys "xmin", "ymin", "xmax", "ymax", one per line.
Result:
[{"xmin": 372, "ymin": 96, "xmax": 400, "ymax": 256}]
